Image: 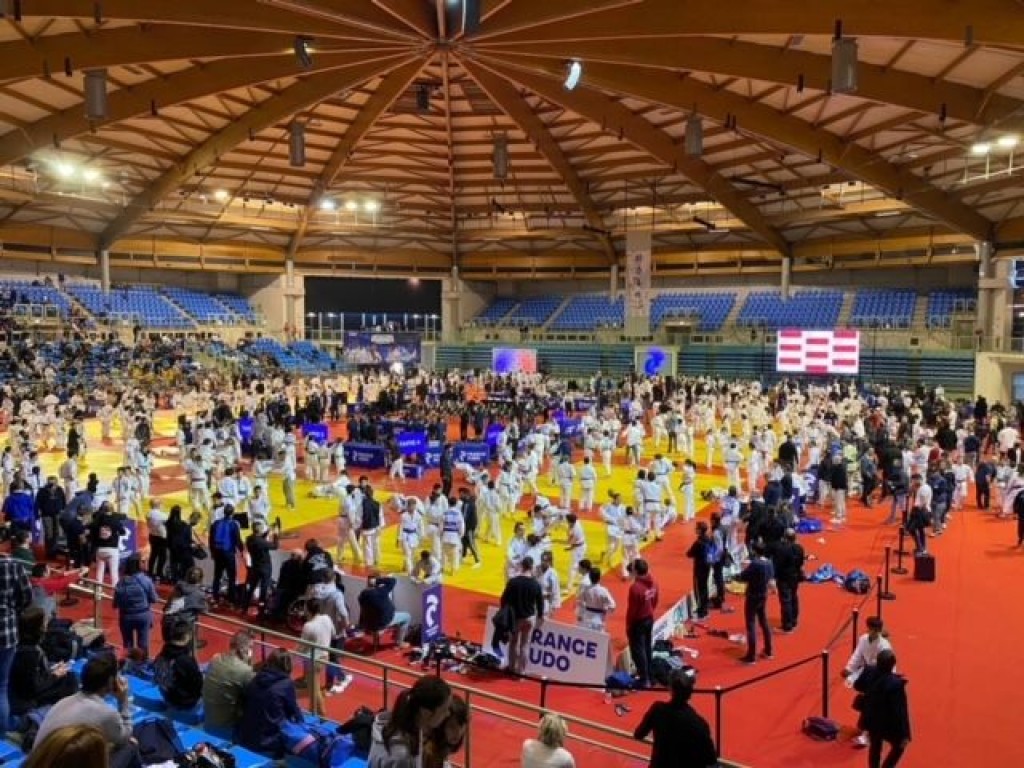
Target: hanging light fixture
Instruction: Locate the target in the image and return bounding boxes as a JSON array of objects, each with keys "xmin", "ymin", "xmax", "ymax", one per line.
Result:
[
  {"xmin": 289, "ymin": 121, "xmax": 306, "ymax": 167},
  {"xmin": 492, "ymin": 133, "xmax": 509, "ymax": 180},
  {"xmin": 294, "ymin": 36, "xmax": 314, "ymax": 69},
  {"xmin": 564, "ymin": 59, "xmax": 583, "ymax": 91},
  {"xmin": 684, "ymin": 114, "xmax": 703, "ymax": 157},
  {"xmin": 84, "ymin": 69, "xmax": 108, "ymax": 120},
  {"xmin": 831, "ymin": 22, "xmax": 858, "ymax": 94}
]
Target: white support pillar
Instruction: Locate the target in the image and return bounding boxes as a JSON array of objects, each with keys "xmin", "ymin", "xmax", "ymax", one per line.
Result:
[
  {"xmin": 609, "ymin": 263, "xmax": 618, "ymax": 301},
  {"xmin": 99, "ymin": 249, "xmax": 111, "ymax": 294},
  {"xmin": 976, "ymin": 240, "xmax": 994, "ymax": 339},
  {"xmin": 780, "ymin": 256, "xmax": 792, "ymax": 301},
  {"xmin": 284, "ymin": 257, "xmax": 296, "ymax": 339}
]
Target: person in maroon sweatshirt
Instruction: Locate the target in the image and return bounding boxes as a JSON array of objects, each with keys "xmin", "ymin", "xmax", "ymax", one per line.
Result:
[{"xmin": 626, "ymin": 558, "xmax": 659, "ymax": 688}]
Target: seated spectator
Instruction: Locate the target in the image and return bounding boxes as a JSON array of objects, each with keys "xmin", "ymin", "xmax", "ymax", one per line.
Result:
[
  {"xmin": 358, "ymin": 573, "xmax": 411, "ymax": 645},
  {"xmin": 237, "ymin": 648, "xmax": 304, "ymax": 756},
  {"xmin": 153, "ymin": 621, "xmax": 204, "ymax": 711},
  {"xmin": 270, "ymin": 550, "xmax": 305, "ymax": 623},
  {"xmin": 368, "ymin": 675, "xmax": 452, "ymax": 768},
  {"xmin": 11, "ymin": 529, "xmax": 36, "ymax": 568},
  {"xmin": 24, "ymin": 724, "xmax": 108, "ymax": 768},
  {"xmin": 32, "ymin": 655, "xmax": 139, "ymax": 768},
  {"xmin": 521, "ymin": 713, "xmax": 576, "ymax": 768},
  {"xmin": 424, "ymin": 695, "xmax": 469, "ymax": 768},
  {"xmin": 11, "ymin": 605, "xmax": 79, "ymax": 719},
  {"xmin": 162, "ymin": 566, "xmax": 207, "ymax": 642},
  {"xmin": 203, "ymin": 631, "xmax": 255, "ymax": 734},
  {"xmin": 113, "ymin": 555, "xmax": 158, "ymax": 657}
]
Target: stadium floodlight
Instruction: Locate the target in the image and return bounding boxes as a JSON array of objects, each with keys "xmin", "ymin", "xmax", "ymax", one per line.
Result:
[{"xmin": 564, "ymin": 59, "xmax": 583, "ymax": 91}]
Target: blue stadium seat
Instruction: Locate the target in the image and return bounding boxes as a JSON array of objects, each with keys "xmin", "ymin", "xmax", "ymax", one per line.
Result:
[
  {"xmin": 927, "ymin": 289, "xmax": 975, "ymax": 328},
  {"xmin": 651, "ymin": 292, "xmax": 736, "ymax": 332},
  {"xmin": 473, "ymin": 297, "xmax": 518, "ymax": 325},
  {"xmin": 0, "ymin": 280, "xmax": 73, "ymax": 317},
  {"xmin": 549, "ymin": 295, "xmax": 624, "ymax": 331},
  {"xmin": 161, "ymin": 287, "xmax": 241, "ymax": 324},
  {"xmin": 736, "ymin": 290, "xmax": 843, "ymax": 329},
  {"xmin": 503, "ymin": 296, "xmax": 563, "ymax": 327},
  {"xmin": 850, "ymin": 290, "xmax": 917, "ymax": 328},
  {"xmin": 66, "ymin": 285, "xmax": 195, "ymax": 329}
]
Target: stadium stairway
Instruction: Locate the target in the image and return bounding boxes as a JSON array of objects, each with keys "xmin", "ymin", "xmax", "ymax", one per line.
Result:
[
  {"xmin": 720, "ymin": 287, "xmax": 750, "ymax": 329},
  {"xmin": 541, "ymin": 295, "xmax": 574, "ymax": 331},
  {"xmin": 836, "ymin": 290, "xmax": 855, "ymax": 327},
  {"xmin": 912, "ymin": 294, "xmax": 930, "ymax": 330}
]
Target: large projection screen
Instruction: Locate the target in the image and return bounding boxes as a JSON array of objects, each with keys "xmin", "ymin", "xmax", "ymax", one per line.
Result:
[{"xmin": 776, "ymin": 329, "xmax": 860, "ymax": 375}]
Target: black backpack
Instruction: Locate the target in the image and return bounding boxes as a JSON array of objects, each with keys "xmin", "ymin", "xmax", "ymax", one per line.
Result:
[
  {"xmin": 134, "ymin": 717, "xmax": 185, "ymax": 765},
  {"xmin": 338, "ymin": 707, "xmax": 376, "ymax": 755},
  {"xmin": 41, "ymin": 618, "xmax": 81, "ymax": 663}
]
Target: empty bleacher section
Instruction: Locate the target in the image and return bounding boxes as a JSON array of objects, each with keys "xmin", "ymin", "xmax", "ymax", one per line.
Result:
[
  {"xmin": 243, "ymin": 338, "xmax": 335, "ymax": 375},
  {"xmin": 213, "ymin": 292, "xmax": 260, "ymax": 323},
  {"xmin": 927, "ymin": 289, "xmax": 976, "ymax": 328},
  {"xmin": 66, "ymin": 285, "xmax": 194, "ymax": 329},
  {"xmin": 471, "ymin": 297, "xmax": 518, "ymax": 325},
  {"xmin": 736, "ymin": 290, "xmax": 844, "ymax": 329},
  {"xmin": 0, "ymin": 279, "xmax": 73, "ymax": 317},
  {"xmin": 849, "ymin": 291, "xmax": 917, "ymax": 328},
  {"xmin": 161, "ymin": 286, "xmax": 240, "ymax": 324},
  {"xmin": 651, "ymin": 292, "xmax": 736, "ymax": 331},
  {"xmin": 291, "ymin": 340, "xmax": 338, "ymax": 371},
  {"xmin": 503, "ymin": 296, "xmax": 563, "ymax": 327},
  {"xmin": 550, "ymin": 294, "xmax": 624, "ymax": 330}
]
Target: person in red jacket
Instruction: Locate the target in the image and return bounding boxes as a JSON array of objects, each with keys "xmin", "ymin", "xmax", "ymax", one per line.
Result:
[{"xmin": 626, "ymin": 558, "xmax": 659, "ymax": 688}]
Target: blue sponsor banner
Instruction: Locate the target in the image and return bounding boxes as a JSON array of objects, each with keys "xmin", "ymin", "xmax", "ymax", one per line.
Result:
[
  {"xmin": 573, "ymin": 397, "xmax": 597, "ymax": 412},
  {"xmin": 453, "ymin": 442, "xmax": 490, "ymax": 466},
  {"xmin": 424, "ymin": 441, "xmax": 442, "ymax": 468},
  {"xmin": 303, "ymin": 423, "xmax": 329, "ymax": 444},
  {"xmin": 422, "ymin": 584, "xmax": 443, "ymax": 643},
  {"xmin": 485, "ymin": 423, "xmax": 505, "ymax": 451},
  {"xmin": 343, "ymin": 442, "xmax": 388, "ymax": 469},
  {"xmin": 558, "ymin": 419, "xmax": 583, "ymax": 438},
  {"xmin": 397, "ymin": 430, "xmax": 428, "ymax": 455},
  {"xmin": 119, "ymin": 519, "xmax": 138, "ymax": 556},
  {"xmin": 238, "ymin": 417, "xmax": 254, "ymax": 442}
]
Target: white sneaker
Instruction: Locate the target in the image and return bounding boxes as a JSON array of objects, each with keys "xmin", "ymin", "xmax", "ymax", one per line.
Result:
[
  {"xmin": 329, "ymin": 674, "xmax": 354, "ymax": 694},
  {"xmin": 472, "ymin": 562, "xmax": 482, "ymax": 569},
  {"xmin": 853, "ymin": 733, "xmax": 869, "ymax": 748}
]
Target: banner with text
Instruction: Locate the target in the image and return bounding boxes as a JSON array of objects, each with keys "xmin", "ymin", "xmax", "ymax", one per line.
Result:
[
  {"xmin": 482, "ymin": 607, "xmax": 611, "ymax": 685},
  {"xmin": 625, "ymin": 230, "xmax": 652, "ymax": 321}
]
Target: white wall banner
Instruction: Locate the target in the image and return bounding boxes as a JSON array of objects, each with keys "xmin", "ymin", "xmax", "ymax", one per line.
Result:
[
  {"xmin": 482, "ymin": 607, "xmax": 611, "ymax": 685},
  {"xmin": 625, "ymin": 230, "xmax": 652, "ymax": 320}
]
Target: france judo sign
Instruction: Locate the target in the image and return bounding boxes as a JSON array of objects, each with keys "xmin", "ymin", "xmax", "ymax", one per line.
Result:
[{"xmin": 482, "ymin": 608, "xmax": 610, "ymax": 685}]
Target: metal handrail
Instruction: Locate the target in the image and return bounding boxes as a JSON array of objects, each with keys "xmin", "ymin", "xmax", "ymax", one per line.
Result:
[{"xmin": 70, "ymin": 579, "xmax": 687, "ymax": 767}]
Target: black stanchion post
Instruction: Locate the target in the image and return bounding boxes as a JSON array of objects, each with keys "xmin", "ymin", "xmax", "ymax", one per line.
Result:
[
  {"xmin": 880, "ymin": 548, "xmax": 896, "ymax": 600},
  {"xmin": 892, "ymin": 529, "xmax": 909, "ymax": 575},
  {"xmin": 875, "ymin": 575, "xmax": 884, "ymax": 619},
  {"xmin": 851, "ymin": 607, "xmax": 860, "ymax": 652},
  {"xmin": 714, "ymin": 687, "xmax": 724, "ymax": 757},
  {"xmin": 820, "ymin": 650, "xmax": 830, "ymax": 719}
]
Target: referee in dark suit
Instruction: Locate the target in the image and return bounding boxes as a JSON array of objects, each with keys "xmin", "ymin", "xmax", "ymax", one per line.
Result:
[{"xmin": 737, "ymin": 542, "xmax": 776, "ymax": 664}]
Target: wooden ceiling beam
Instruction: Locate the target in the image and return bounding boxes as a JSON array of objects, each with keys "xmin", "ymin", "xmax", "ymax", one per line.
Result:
[
  {"xmin": 18, "ymin": 0, "xmax": 404, "ymax": 40},
  {"xmin": 462, "ymin": 58, "xmax": 615, "ymax": 260},
  {"xmin": 98, "ymin": 54, "xmax": 420, "ymax": 249},
  {"xmin": 0, "ymin": 50, "xmax": 401, "ymax": 171},
  {"xmin": 286, "ymin": 57, "xmax": 426, "ymax": 257},
  {"xmin": 485, "ymin": 55, "xmax": 994, "ymax": 240},
  {"xmin": 472, "ymin": 0, "xmax": 1024, "ymax": 48},
  {"xmin": 476, "ymin": 37, "xmax": 1024, "ymax": 130},
  {"xmin": 473, "ymin": 0, "xmax": 643, "ymax": 40},
  {"xmin": 471, "ymin": 58, "xmax": 792, "ymax": 255}
]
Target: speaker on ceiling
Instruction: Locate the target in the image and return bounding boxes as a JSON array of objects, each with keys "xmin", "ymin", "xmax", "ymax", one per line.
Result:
[{"xmin": 84, "ymin": 69, "xmax": 108, "ymax": 120}]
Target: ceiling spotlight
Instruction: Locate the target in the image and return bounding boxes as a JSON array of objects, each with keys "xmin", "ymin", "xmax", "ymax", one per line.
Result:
[
  {"xmin": 364, "ymin": 200, "xmax": 379, "ymax": 213},
  {"xmin": 345, "ymin": 200, "xmax": 358, "ymax": 212},
  {"xmin": 214, "ymin": 189, "xmax": 229, "ymax": 202},
  {"xmin": 320, "ymin": 199, "xmax": 336, "ymax": 211},
  {"xmin": 971, "ymin": 142, "xmax": 992, "ymax": 156},
  {"xmin": 294, "ymin": 36, "xmax": 314, "ymax": 69},
  {"xmin": 289, "ymin": 122, "xmax": 306, "ymax": 168},
  {"xmin": 493, "ymin": 133, "xmax": 509, "ymax": 180},
  {"xmin": 83, "ymin": 69, "xmax": 108, "ymax": 120},
  {"xmin": 564, "ymin": 59, "xmax": 583, "ymax": 91},
  {"xmin": 684, "ymin": 115, "xmax": 703, "ymax": 157},
  {"xmin": 997, "ymin": 135, "xmax": 1019, "ymax": 149},
  {"xmin": 831, "ymin": 33, "xmax": 858, "ymax": 94},
  {"xmin": 55, "ymin": 162, "xmax": 75, "ymax": 178},
  {"xmin": 82, "ymin": 168, "xmax": 100, "ymax": 183}
]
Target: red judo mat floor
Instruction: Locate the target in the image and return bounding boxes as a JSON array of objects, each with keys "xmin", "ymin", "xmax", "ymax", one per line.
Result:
[{"xmin": 62, "ymin": 428, "xmax": 1024, "ymax": 768}]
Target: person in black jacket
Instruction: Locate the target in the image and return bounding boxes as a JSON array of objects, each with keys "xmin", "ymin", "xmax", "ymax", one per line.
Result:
[
  {"xmin": 165, "ymin": 505, "xmax": 196, "ymax": 582},
  {"xmin": 357, "ymin": 574, "xmax": 411, "ymax": 644},
  {"xmin": 458, "ymin": 487, "xmax": 481, "ymax": 566},
  {"xmin": 685, "ymin": 522, "xmax": 712, "ymax": 619},
  {"xmin": 854, "ymin": 649, "xmax": 911, "ymax": 768},
  {"xmin": 237, "ymin": 649, "xmax": 303, "ymax": 756},
  {"xmin": 34, "ymin": 477, "xmax": 66, "ymax": 558},
  {"xmin": 154, "ymin": 621, "xmax": 204, "ymax": 711},
  {"xmin": 242, "ymin": 521, "xmax": 279, "ymax": 615},
  {"xmin": 208, "ymin": 515, "xmax": 243, "ymax": 605},
  {"xmin": 10, "ymin": 605, "xmax": 79, "ymax": 718},
  {"xmin": 89, "ymin": 501, "xmax": 125, "ymax": 587},
  {"xmin": 634, "ymin": 667, "xmax": 717, "ymax": 768},
  {"xmin": 771, "ymin": 529, "xmax": 806, "ymax": 633},
  {"xmin": 498, "ymin": 558, "xmax": 544, "ymax": 676}
]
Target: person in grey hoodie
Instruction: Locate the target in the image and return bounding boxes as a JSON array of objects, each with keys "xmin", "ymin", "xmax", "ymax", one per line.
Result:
[{"xmin": 368, "ymin": 675, "xmax": 452, "ymax": 768}]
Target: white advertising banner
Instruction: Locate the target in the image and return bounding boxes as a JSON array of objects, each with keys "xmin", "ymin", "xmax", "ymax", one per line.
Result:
[{"xmin": 482, "ymin": 607, "xmax": 612, "ymax": 685}]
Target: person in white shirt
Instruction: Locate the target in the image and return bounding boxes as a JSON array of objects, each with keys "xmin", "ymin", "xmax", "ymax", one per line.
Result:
[
  {"xmin": 147, "ymin": 498, "xmax": 169, "ymax": 580},
  {"xmin": 248, "ymin": 484, "xmax": 271, "ymax": 528},
  {"xmin": 337, "ymin": 485, "xmax": 363, "ymax": 565},
  {"xmin": 951, "ymin": 455, "xmax": 971, "ymax": 511},
  {"xmin": 842, "ymin": 616, "xmax": 893, "ymax": 747},
  {"xmin": 521, "ymin": 713, "xmax": 576, "ymax": 768},
  {"xmin": 441, "ymin": 499, "xmax": 466, "ymax": 574},
  {"xmin": 679, "ymin": 460, "xmax": 697, "ymax": 521},
  {"xmin": 411, "ymin": 549, "xmax": 442, "ymax": 585},
  {"xmin": 620, "ymin": 506, "xmax": 642, "ymax": 579},
  {"xmin": 396, "ymin": 497, "xmax": 424, "ymax": 574},
  {"xmin": 300, "ymin": 598, "xmax": 335, "ymax": 715},
  {"xmin": 218, "ymin": 467, "xmax": 240, "ymax": 511},
  {"xmin": 704, "ymin": 428, "xmax": 717, "ymax": 471},
  {"xmin": 578, "ymin": 567, "xmax": 616, "ymax": 632},
  {"xmin": 651, "ymin": 412, "xmax": 668, "ymax": 449},
  {"xmin": 277, "ymin": 449, "xmax": 297, "ymax": 510},
  {"xmin": 650, "ymin": 454, "xmax": 675, "ymax": 509},
  {"xmin": 598, "ymin": 431, "xmax": 614, "ymax": 477},
  {"xmin": 578, "ymin": 457, "xmax": 598, "ymax": 512},
  {"xmin": 424, "ymin": 486, "xmax": 448, "ymax": 560},
  {"xmin": 624, "ymin": 422, "xmax": 645, "ymax": 467},
  {"xmin": 479, "ymin": 480, "xmax": 503, "ymax": 546},
  {"xmin": 556, "ymin": 456, "xmax": 576, "ymax": 510},
  {"xmin": 724, "ymin": 441, "xmax": 743, "ymax": 489},
  {"xmin": 505, "ymin": 522, "xmax": 528, "ymax": 581},
  {"xmin": 113, "ymin": 467, "xmax": 134, "ymax": 519},
  {"xmin": 388, "ymin": 446, "xmax": 405, "ymax": 485},
  {"xmin": 600, "ymin": 492, "xmax": 625, "ymax": 569},
  {"xmin": 536, "ymin": 550, "xmax": 561, "ymax": 617},
  {"xmin": 59, "ymin": 454, "xmax": 78, "ymax": 499}
]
